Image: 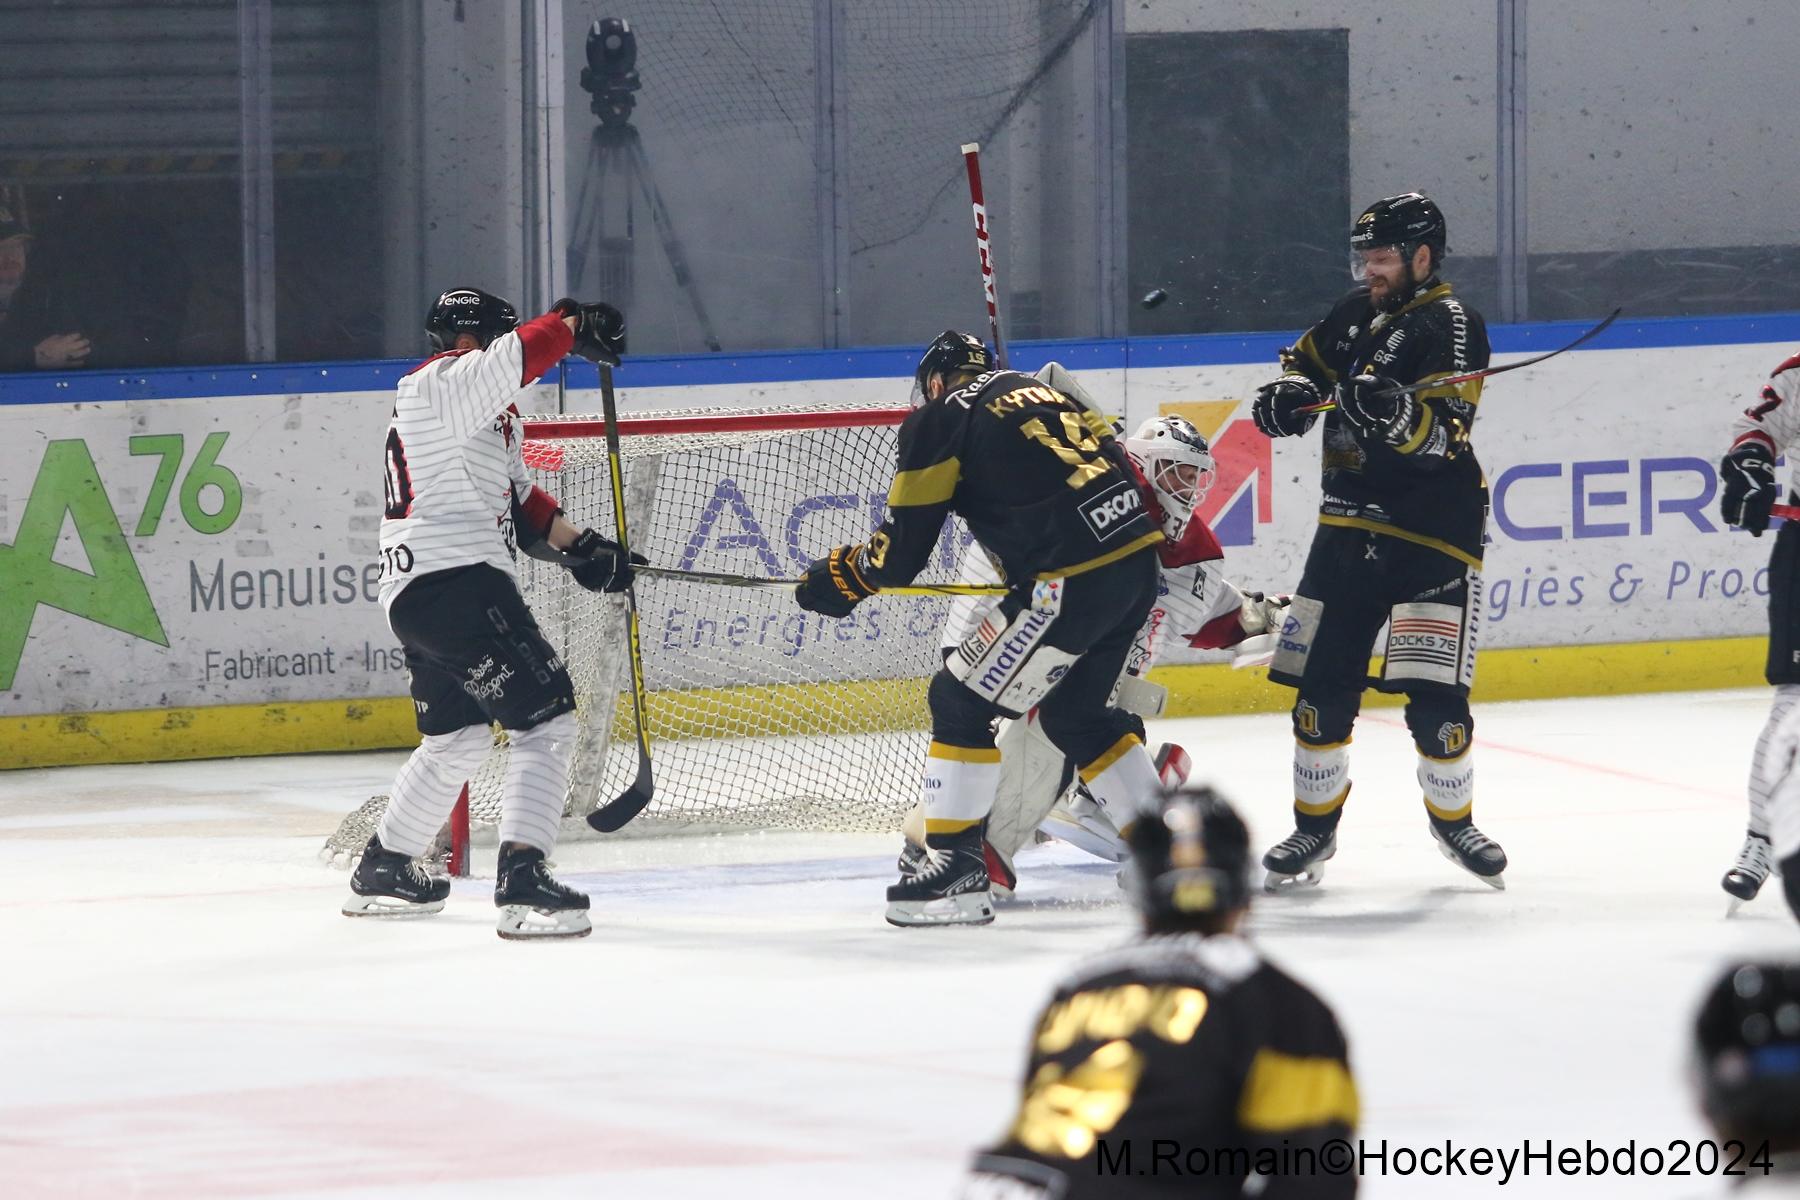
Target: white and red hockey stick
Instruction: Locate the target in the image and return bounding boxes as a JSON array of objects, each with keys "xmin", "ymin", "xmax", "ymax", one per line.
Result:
[{"xmin": 961, "ymin": 142, "xmax": 1010, "ymax": 368}]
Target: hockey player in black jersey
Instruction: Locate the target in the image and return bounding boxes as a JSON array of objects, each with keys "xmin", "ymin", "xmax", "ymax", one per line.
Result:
[
  {"xmin": 1252, "ymin": 192, "xmax": 1506, "ymax": 891},
  {"xmin": 963, "ymin": 786, "xmax": 1359, "ymax": 1198},
  {"xmin": 795, "ymin": 331, "xmax": 1169, "ymax": 926}
]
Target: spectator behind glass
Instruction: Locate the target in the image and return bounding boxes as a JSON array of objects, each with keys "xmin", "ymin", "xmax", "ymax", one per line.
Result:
[{"xmin": 0, "ymin": 188, "xmax": 90, "ymax": 371}]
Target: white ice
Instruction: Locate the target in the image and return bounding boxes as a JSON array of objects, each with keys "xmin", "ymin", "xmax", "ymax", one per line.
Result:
[{"xmin": 2, "ymin": 688, "xmax": 1796, "ymax": 1198}]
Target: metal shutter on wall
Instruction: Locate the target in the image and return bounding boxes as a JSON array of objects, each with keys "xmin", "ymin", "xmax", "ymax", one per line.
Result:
[{"xmin": 0, "ymin": 0, "xmax": 378, "ymax": 182}]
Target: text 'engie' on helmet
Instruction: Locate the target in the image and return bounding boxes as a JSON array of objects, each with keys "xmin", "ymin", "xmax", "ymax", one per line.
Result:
[
  {"xmin": 1124, "ymin": 415, "xmax": 1216, "ymax": 541},
  {"xmin": 426, "ymin": 287, "xmax": 520, "ymax": 352},
  {"xmin": 911, "ymin": 330, "xmax": 995, "ymax": 407}
]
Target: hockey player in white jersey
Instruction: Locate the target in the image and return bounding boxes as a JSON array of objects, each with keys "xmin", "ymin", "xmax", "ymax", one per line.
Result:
[
  {"xmin": 344, "ymin": 287, "xmax": 636, "ymax": 940},
  {"xmin": 1718, "ymin": 349, "xmax": 1800, "ymax": 923},
  {"xmin": 911, "ymin": 383, "xmax": 1288, "ymax": 893}
]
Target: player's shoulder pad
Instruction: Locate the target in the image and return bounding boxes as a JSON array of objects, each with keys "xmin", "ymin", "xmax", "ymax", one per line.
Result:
[
  {"xmin": 403, "ymin": 348, "xmax": 473, "ymax": 378},
  {"xmin": 1059, "ymin": 930, "xmax": 1263, "ymax": 996},
  {"xmin": 1162, "ymin": 515, "xmax": 1225, "ymax": 567},
  {"xmin": 1771, "ymin": 349, "xmax": 1800, "ymax": 380}
]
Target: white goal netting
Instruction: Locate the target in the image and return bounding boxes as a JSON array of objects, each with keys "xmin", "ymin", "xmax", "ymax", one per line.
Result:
[{"xmin": 325, "ymin": 402, "xmax": 968, "ymax": 861}]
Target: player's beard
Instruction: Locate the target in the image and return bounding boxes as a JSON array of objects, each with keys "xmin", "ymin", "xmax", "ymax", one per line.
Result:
[{"xmin": 1370, "ymin": 262, "xmax": 1417, "ymax": 314}]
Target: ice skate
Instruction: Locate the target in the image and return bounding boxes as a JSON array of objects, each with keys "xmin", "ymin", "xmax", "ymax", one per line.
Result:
[
  {"xmin": 886, "ymin": 826, "xmax": 993, "ymax": 927},
  {"xmin": 1038, "ymin": 785, "xmax": 1128, "ymax": 863},
  {"xmin": 494, "ymin": 844, "xmax": 592, "ymax": 940},
  {"xmin": 899, "ymin": 833, "xmax": 1015, "ymax": 899},
  {"xmin": 1722, "ymin": 831, "xmax": 1774, "ymax": 915},
  {"xmin": 342, "ymin": 834, "xmax": 450, "ymax": 917},
  {"xmin": 1262, "ymin": 827, "xmax": 1336, "ymax": 892},
  {"xmin": 1429, "ymin": 816, "xmax": 1507, "ymax": 889}
]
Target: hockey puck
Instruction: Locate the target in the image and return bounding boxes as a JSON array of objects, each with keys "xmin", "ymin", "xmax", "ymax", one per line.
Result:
[{"xmin": 1140, "ymin": 288, "xmax": 1168, "ymax": 310}]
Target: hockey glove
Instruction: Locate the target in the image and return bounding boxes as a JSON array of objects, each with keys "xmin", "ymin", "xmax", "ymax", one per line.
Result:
[
  {"xmin": 795, "ymin": 545, "xmax": 878, "ymax": 618},
  {"xmin": 1237, "ymin": 591, "xmax": 1292, "ymax": 638},
  {"xmin": 552, "ymin": 298, "xmax": 626, "ymax": 366},
  {"xmin": 1251, "ymin": 376, "xmax": 1321, "ymax": 438},
  {"xmin": 1720, "ymin": 442, "xmax": 1778, "ymax": 536},
  {"xmin": 566, "ymin": 528, "xmax": 647, "ymax": 594},
  {"xmin": 1336, "ymin": 374, "xmax": 1416, "ymax": 445}
]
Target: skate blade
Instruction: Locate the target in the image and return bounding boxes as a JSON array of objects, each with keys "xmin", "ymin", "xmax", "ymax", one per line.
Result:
[
  {"xmin": 1262, "ymin": 866, "xmax": 1327, "ymax": 893},
  {"xmin": 342, "ymin": 893, "xmax": 444, "ymax": 918},
  {"xmin": 1434, "ymin": 842, "xmax": 1506, "ymax": 890},
  {"xmin": 1037, "ymin": 811, "xmax": 1126, "ymax": 863},
  {"xmin": 496, "ymin": 905, "xmax": 593, "ymax": 940},
  {"xmin": 885, "ymin": 892, "xmax": 994, "ymax": 927}
]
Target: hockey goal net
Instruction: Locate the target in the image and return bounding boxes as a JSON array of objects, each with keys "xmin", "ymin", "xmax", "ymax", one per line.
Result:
[{"xmin": 325, "ymin": 401, "xmax": 966, "ymax": 867}]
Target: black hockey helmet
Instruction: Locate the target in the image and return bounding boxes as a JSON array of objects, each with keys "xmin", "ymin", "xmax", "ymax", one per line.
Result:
[
  {"xmin": 1350, "ymin": 192, "xmax": 1447, "ymax": 262},
  {"xmin": 911, "ymin": 329, "xmax": 994, "ymax": 407},
  {"xmin": 1125, "ymin": 785, "xmax": 1253, "ymax": 925},
  {"xmin": 426, "ymin": 287, "xmax": 519, "ymax": 351},
  {"xmin": 1694, "ymin": 962, "xmax": 1800, "ymax": 1147}
]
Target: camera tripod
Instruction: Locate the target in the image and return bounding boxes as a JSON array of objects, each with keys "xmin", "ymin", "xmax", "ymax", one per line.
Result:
[{"xmin": 566, "ymin": 121, "xmax": 722, "ymax": 353}]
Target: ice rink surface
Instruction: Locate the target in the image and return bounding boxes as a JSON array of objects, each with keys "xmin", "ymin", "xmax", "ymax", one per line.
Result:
[{"xmin": 3, "ymin": 687, "xmax": 1798, "ymax": 1198}]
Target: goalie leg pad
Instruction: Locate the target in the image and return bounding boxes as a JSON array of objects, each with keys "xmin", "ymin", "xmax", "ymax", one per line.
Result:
[
  {"xmin": 1078, "ymin": 733, "xmax": 1163, "ymax": 825},
  {"xmin": 983, "ymin": 712, "xmax": 1077, "ymax": 860},
  {"xmin": 378, "ymin": 722, "xmax": 493, "ymax": 857}
]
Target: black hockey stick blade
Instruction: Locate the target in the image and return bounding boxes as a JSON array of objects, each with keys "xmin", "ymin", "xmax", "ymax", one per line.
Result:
[
  {"xmin": 587, "ymin": 752, "xmax": 653, "ymax": 832},
  {"xmin": 1299, "ymin": 307, "xmax": 1623, "ymax": 412}
]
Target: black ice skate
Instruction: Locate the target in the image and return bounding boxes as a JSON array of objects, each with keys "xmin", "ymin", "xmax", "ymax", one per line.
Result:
[
  {"xmin": 887, "ymin": 826, "xmax": 993, "ymax": 927},
  {"xmin": 494, "ymin": 844, "xmax": 592, "ymax": 940},
  {"xmin": 342, "ymin": 834, "xmax": 450, "ymax": 917},
  {"xmin": 899, "ymin": 830, "xmax": 1016, "ymax": 900},
  {"xmin": 1262, "ymin": 827, "xmax": 1337, "ymax": 892},
  {"xmin": 1429, "ymin": 815, "xmax": 1507, "ymax": 889},
  {"xmin": 1722, "ymin": 831, "xmax": 1774, "ymax": 915}
]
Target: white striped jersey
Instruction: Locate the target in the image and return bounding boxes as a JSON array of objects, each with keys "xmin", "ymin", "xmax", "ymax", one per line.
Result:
[
  {"xmin": 1728, "ymin": 351, "xmax": 1800, "ymax": 487},
  {"xmin": 378, "ymin": 312, "xmax": 573, "ymax": 609}
]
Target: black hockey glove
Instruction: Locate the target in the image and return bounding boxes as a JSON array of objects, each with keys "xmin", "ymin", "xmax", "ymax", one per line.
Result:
[
  {"xmin": 552, "ymin": 298, "xmax": 626, "ymax": 367},
  {"xmin": 566, "ymin": 528, "xmax": 647, "ymax": 593},
  {"xmin": 1251, "ymin": 377, "xmax": 1321, "ymax": 438},
  {"xmin": 1336, "ymin": 374, "xmax": 1416, "ymax": 445},
  {"xmin": 795, "ymin": 545, "xmax": 878, "ymax": 618},
  {"xmin": 1720, "ymin": 442, "xmax": 1778, "ymax": 536}
]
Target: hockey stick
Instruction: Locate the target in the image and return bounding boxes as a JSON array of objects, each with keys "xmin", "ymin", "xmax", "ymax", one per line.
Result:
[
  {"xmin": 586, "ymin": 361, "xmax": 656, "ymax": 834},
  {"xmin": 637, "ymin": 563, "xmax": 1005, "ymax": 597},
  {"xmin": 962, "ymin": 142, "xmax": 1010, "ymax": 368},
  {"xmin": 1298, "ymin": 307, "xmax": 1622, "ymax": 413}
]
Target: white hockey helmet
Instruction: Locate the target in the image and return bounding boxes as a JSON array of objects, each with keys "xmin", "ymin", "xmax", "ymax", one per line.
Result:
[{"xmin": 1124, "ymin": 415, "xmax": 1216, "ymax": 540}]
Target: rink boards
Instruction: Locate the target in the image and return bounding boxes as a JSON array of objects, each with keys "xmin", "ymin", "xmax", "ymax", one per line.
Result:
[{"xmin": 1, "ymin": 311, "xmax": 1796, "ymax": 766}]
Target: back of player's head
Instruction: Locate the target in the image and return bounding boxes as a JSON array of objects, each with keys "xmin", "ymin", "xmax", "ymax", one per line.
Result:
[
  {"xmin": 1694, "ymin": 961, "xmax": 1800, "ymax": 1150},
  {"xmin": 911, "ymin": 330, "xmax": 994, "ymax": 407},
  {"xmin": 1126, "ymin": 785, "xmax": 1252, "ymax": 934},
  {"xmin": 426, "ymin": 287, "xmax": 519, "ymax": 352}
]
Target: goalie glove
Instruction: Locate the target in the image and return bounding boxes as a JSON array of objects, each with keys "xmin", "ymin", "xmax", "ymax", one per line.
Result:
[
  {"xmin": 795, "ymin": 545, "xmax": 878, "ymax": 618},
  {"xmin": 551, "ymin": 298, "xmax": 626, "ymax": 366},
  {"xmin": 1720, "ymin": 441, "xmax": 1778, "ymax": 536},
  {"xmin": 565, "ymin": 528, "xmax": 646, "ymax": 594},
  {"xmin": 1236, "ymin": 591, "xmax": 1292, "ymax": 638}
]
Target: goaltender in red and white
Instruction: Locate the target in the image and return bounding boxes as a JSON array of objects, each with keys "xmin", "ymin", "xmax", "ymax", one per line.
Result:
[
  {"xmin": 342, "ymin": 287, "xmax": 638, "ymax": 940},
  {"xmin": 908, "ymin": 363, "xmax": 1289, "ymax": 891}
]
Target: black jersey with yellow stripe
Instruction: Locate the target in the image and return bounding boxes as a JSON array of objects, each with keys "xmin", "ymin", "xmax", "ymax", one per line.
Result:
[
  {"xmin": 965, "ymin": 932, "xmax": 1358, "ymax": 1199},
  {"xmin": 1281, "ymin": 280, "xmax": 1490, "ymax": 567},
  {"xmin": 857, "ymin": 369, "xmax": 1162, "ymax": 588}
]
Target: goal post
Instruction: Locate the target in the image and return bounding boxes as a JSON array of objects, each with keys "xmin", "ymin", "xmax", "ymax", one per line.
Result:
[{"xmin": 325, "ymin": 400, "xmax": 968, "ymax": 869}]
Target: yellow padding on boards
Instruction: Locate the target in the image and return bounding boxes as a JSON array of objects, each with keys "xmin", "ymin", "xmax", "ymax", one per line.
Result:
[
  {"xmin": 1, "ymin": 636, "xmax": 1768, "ymax": 769},
  {"xmin": 1237, "ymin": 1049, "xmax": 1360, "ymax": 1132}
]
